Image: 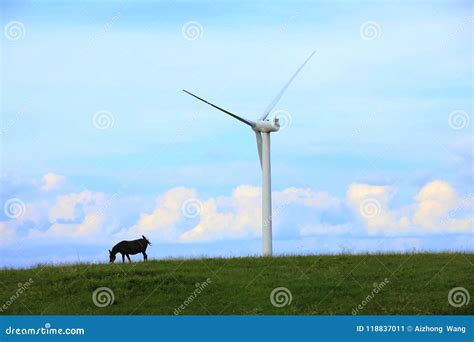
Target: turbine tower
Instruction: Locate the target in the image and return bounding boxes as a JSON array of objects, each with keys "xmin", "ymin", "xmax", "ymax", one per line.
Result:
[{"xmin": 183, "ymin": 51, "xmax": 315, "ymax": 256}]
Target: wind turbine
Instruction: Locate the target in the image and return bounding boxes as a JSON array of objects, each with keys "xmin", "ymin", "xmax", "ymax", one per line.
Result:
[{"xmin": 183, "ymin": 51, "xmax": 315, "ymax": 256}]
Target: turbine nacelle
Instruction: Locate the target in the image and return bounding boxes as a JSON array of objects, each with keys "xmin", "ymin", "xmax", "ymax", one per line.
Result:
[{"xmin": 254, "ymin": 118, "xmax": 280, "ymax": 133}]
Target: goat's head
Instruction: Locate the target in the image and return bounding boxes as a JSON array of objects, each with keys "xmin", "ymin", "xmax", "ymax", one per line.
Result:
[
  {"xmin": 109, "ymin": 249, "xmax": 116, "ymax": 263},
  {"xmin": 142, "ymin": 235, "xmax": 151, "ymax": 246}
]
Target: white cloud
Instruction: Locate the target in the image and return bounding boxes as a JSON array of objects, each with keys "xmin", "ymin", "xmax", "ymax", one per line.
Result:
[
  {"xmin": 2, "ymin": 179, "xmax": 472, "ymax": 249},
  {"xmin": 49, "ymin": 190, "xmax": 106, "ymax": 222},
  {"xmin": 26, "ymin": 190, "xmax": 115, "ymax": 243},
  {"xmin": 348, "ymin": 180, "xmax": 473, "ymax": 235},
  {"xmin": 300, "ymin": 223, "xmax": 353, "ymax": 236},
  {"xmin": 123, "ymin": 181, "xmax": 473, "ymax": 243},
  {"xmin": 412, "ymin": 180, "xmax": 472, "ymax": 233},
  {"xmin": 0, "ymin": 222, "xmax": 15, "ymax": 245},
  {"xmin": 274, "ymin": 187, "xmax": 341, "ymax": 210},
  {"xmin": 40, "ymin": 172, "xmax": 65, "ymax": 191},
  {"xmin": 180, "ymin": 185, "xmax": 261, "ymax": 242},
  {"xmin": 46, "ymin": 213, "xmax": 103, "ymax": 237},
  {"xmin": 128, "ymin": 187, "xmax": 198, "ymax": 240},
  {"xmin": 180, "ymin": 185, "xmax": 343, "ymax": 242},
  {"xmin": 413, "ymin": 180, "xmax": 456, "ymax": 230},
  {"xmin": 347, "ymin": 183, "xmax": 399, "ymax": 234}
]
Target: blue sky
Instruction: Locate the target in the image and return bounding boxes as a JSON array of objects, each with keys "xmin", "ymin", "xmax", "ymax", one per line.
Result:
[{"xmin": 0, "ymin": 0, "xmax": 472, "ymax": 267}]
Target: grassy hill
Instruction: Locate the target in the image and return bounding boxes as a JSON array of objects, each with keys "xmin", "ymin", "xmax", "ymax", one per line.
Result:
[{"xmin": 0, "ymin": 253, "xmax": 473, "ymax": 315}]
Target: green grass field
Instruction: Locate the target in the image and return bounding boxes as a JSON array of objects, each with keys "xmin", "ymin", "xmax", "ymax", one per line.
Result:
[{"xmin": 0, "ymin": 253, "xmax": 473, "ymax": 315}]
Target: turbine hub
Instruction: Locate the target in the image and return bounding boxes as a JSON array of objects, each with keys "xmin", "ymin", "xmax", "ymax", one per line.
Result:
[{"xmin": 254, "ymin": 119, "xmax": 280, "ymax": 133}]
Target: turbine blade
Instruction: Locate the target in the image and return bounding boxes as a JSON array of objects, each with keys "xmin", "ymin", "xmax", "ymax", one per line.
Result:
[
  {"xmin": 183, "ymin": 89, "xmax": 255, "ymax": 127},
  {"xmin": 260, "ymin": 51, "xmax": 316, "ymax": 120},
  {"xmin": 255, "ymin": 132, "xmax": 262, "ymax": 169}
]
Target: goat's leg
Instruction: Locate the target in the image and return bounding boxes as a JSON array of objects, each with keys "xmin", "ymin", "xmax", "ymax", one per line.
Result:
[
  {"xmin": 122, "ymin": 253, "xmax": 125, "ymax": 263},
  {"xmin": 142, "ymin": 252, "xmax": 148, "ymax": 261},
  {"xmin": 126, "ymin": 254, "xmax": 131, "ymax": 262}
]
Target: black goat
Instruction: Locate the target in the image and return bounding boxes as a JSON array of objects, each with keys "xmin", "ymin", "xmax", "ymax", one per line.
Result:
[{"xmin": 109, "ymin": 235, "xmax": 151, "ymax": 263}]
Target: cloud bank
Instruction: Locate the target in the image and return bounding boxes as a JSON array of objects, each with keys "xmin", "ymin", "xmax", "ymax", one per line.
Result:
[{"xmin": 1, "ymin": 174, "xmax": 472, "ymax": 251}]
